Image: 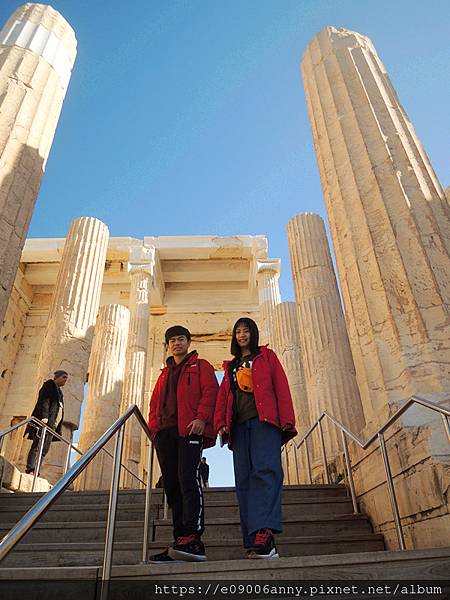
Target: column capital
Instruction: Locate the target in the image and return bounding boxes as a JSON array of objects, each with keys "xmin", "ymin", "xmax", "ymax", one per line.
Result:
[
  {"xmin": 256, "ymin": 258, "xmax": 281, "ymax": 277},
  {"xmin": 128, "ymin": 245, "xmax": 156, "ymax": 277}
]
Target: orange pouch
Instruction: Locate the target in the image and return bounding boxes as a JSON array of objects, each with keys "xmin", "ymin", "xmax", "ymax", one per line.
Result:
[{"xmin": 236, "ymin": 367, "xmax": 253, "ymax": 393}]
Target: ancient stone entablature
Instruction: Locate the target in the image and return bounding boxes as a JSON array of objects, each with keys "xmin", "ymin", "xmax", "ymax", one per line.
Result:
[{"xmin": 0, "ymin": 232, "xmax": 273, "ymax": 484}]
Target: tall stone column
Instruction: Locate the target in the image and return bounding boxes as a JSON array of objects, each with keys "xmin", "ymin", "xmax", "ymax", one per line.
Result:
[
  {"xmin": 256, "ymin": 259, "xmax": 281, "ymax": 349},
  {"xmin": 120, "ymin": 246, "xmax": 155, "ymax": 487},
  {"xmin": 302, "ymin": 28, "xmax": 450, "ymax": 548},
  {"xmin": 302, "ymin": 27, "xmax": 450, "ymax": 419},
  {"xmin": 0, "ymin": 4, "xmax": 77, "ymax": 326},
  {"xmin": 274, "ymin": 301, "xmax": 310, "ymax": 484},
  {"xmin": 75, "ymin": 304, "xmax": 130, "ymax": 491},
  {"xmin": 28, "ymin": 217, "xmax": 109, "ymax": 482},
  {"xmin": 274, "ymin": 302, "xmax": 309, "ymax": 430},
  {"xmin": 287, "ymin": 213, "xmax": 365, "ymax": 461}
]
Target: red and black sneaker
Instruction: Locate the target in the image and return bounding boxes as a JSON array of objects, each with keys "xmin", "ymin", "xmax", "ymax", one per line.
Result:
[
  {"xmin": 148, "ymin": 547, "xmax": 180, "ymax": 563},
  {"xmin": 248, "ymin": 529, "xmax": 279, "ymax": 559},
  {"xmin": 168, "ymin": 534, "xmax": 207, "ymax": 562}
]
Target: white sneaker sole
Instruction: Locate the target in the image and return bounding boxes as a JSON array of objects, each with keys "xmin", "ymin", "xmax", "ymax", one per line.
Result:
[
  {"xmin": 168, "ymin": 548, "xmax": 207, "ymax": 562},
  {"xmin": 249, "ymin": 548, "xmax": 279, "ymax": 559}
]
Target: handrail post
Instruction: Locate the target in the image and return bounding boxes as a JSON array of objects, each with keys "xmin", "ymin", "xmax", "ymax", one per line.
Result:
[
  {"xmin": 293, "ymin": 443, "xmax": 299, "ymax": 484},
  {"xmin": 304, "ymin": 439, "xmax": 312, "ymax": 484},
  {"xmin": 441, "ymin": 414, "xmax": 450, "ymax": 444},
  {"xmin": 285, "ymin": 446, "xmax": 290, "ymax": 484},
  {"xmin": 317, "ymin": 420, "xmax": 330, "ymax": 484},
  {"xmin": 141, "ymin": 442, "xmax": 155, "ymax": 564},
  {"xmin": 340, "ymin": 429, "xmax": 358, "ymax": 514},
  {"xmin": 100, "ymin": 425, "xmax": 124, "ymax": 599},
  {"xmin": 378, "ymin": 432, "xmax": 406, "ymax": 550},
  {"xmin": 63, "ymin": 430, "xmax": 73, "ymax": 475},
  {"xmin": 163, "ymin": 491, "xmax": 168, "ymax": 520},
  {"xmin": 32, "ymin": 426, "xmax": 47, "ymax": 492}
]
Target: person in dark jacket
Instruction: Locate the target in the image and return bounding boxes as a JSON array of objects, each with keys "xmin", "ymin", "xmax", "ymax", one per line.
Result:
[
  {"xmin": 199, "ymin": 457, "xmax": 209, "ymax": 488},
  {"xmin": 147, "ymin": 325, "xmax": 219, "ymax": 563},
  {"xmin": 214, "ymin": 318, "xmax": 297, "ymax": 560},
  {"xmin": 24, "ymin": 370, "xmax": 68, "ymax": 475}
]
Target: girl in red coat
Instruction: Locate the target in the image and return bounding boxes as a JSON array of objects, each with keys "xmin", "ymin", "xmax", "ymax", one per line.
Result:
[{"xmin": 214, "ymin": 317, "xmax": 297, "ymax": 559}]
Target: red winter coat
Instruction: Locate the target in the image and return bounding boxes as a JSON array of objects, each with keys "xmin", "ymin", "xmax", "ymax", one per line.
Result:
[
  {"xmin": 214, "ymin": 346, "xmax": 297, "ymax": 446},
  {"xmin": 148, "ymin": 351, "xmax": 219, "ymax": 448}
]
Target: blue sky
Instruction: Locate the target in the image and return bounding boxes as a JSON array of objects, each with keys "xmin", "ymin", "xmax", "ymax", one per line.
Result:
[
  {"xmin": 2, "ymin": 1, "xmax": 449, "ymax": 485},
  {"xmin": 1, "ymin": 0, "xmax": 449, "ymax": 301}
]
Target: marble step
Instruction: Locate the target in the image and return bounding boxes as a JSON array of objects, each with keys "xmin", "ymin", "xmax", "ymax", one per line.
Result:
[
  {"xmin": 0, "ymin": 532, "xmax": 385, "ymax": 567},
  {"xmin": 0, "ymin": 514, "xmax": 373, "ymax": 545},
  {"xmin": 0, "ymin": 496, "xmax": 355, "ymax": 524}
]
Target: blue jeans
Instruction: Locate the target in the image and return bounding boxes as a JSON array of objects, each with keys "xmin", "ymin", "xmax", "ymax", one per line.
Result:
[{"xmin": 232, "ymin": 418, "xmax": 283, "ymax": 548}]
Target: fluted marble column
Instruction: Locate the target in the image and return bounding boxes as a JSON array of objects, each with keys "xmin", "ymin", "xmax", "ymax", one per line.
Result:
[
  {"xmin": 30, "ymin": 217, "xmax": 109, "ymax": 482},
  {"xmin": 256, "ymin": 259, "xmax": 281, "ymax": 349},
  {"xmin": 287, "ymin": 213, "xmax": 365, "ymax": 459},
  {"xmin": 0, "ymin": 4, "xmax": 77, "ymax": 326},
  {"xmin": 120, "ymin": 246, "xmax": 155, "ymax": 487},
  {"xmin": 302, "ymin": 27, "xmax": 450, "ymax": 419},
  {"xmin": 76, "ymin": 304, "xmax": 130, "ymax": 490},
  {"xmin": 274, "ymin": 301, "xmax": 309, "ymax": 484},
  {"xmin": 274, "ymin": 302, "xmax": 309, "ymax": 430}
]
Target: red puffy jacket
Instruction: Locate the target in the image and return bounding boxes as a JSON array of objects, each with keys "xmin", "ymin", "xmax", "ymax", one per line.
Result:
[
  {"xmin": 214, "ymin": 346, "xmax": 297, "ymax": 446},
  {"xmin": 148, "ymin": 351, "xmax": 219, "ymax": 448}
]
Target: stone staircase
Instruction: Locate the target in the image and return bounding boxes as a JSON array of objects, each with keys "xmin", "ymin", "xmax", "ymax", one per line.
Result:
[{"xmin": 0, "ymin": 484, "xmax": 449, "ymax": 586}]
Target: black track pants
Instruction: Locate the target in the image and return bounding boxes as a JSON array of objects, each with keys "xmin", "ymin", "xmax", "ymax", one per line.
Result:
[{"xmin": 154, "ymin": 427, "xmax": 204, "ymax": 540}]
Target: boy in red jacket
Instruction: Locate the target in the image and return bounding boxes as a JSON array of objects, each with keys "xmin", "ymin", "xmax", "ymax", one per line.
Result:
[{"xmin": 148, "ymin": 325, "xmax": 218, "ymax": 562}]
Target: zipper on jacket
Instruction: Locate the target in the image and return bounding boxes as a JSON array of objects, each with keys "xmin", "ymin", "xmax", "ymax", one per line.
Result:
[{"xmin": 187, "ymin": 373, "xmax": 190, "ymax": 385}]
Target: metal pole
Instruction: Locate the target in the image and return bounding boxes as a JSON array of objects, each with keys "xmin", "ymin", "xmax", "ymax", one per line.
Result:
[
  {"xmin": 32, "ymin": 426, "xmax": 47, "ymax": 492},
  {"xmin": 141, "ymin": 443, "xmax": 155, "ymax": 564},
  {"xmin": 293, "ymin": 443, "xmax": 300, "ymax": 485},
  {"xmin": 285, "ymin": 446, "xmax": 290, "ymax": 484},
  {"xmin": 100, "ymin": 426, "xmax": 124, "ymax": 600},
  {"xmin": 317, "ymin": 420, "xmax": 330, "ymax": 484},
  {"xmin": 441, "ymin": 414, "xmax": 450, "ymax": 444},
  {"xmin": 378, "ymin": 432, "xmax": 406, "ymax": 550},
  {"xmin": 163, "ymin": 492, "xmax": 168, "ymax": 520},
  {"xmin": 304, "ymin": 440, "xmax": 312, "ymax": 484},
  {"xmin": 63, "ymin": 430, "xmax": 73, "ymax": 475},
  {"xmin": 341, "ymin": 430, "xmax": 358, "ymax": 514}
]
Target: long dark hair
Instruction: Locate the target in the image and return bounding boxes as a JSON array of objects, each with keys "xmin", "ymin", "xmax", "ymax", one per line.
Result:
[{"xmin": 230, "ymin": 317, "xmax": 260, "ymax": 358}]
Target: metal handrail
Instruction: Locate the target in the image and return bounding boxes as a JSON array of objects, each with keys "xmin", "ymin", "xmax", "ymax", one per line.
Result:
[
  {"xmin": 0, "ymin": 404, "xmax": 156, "ymax": 600},
  {"xmin": 0, "ymin": 415, "xmax": 146, "ymax": 490},
  {"xmin": 283, "ymin": 394, "xmax": 450, "ymax": 550}
]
